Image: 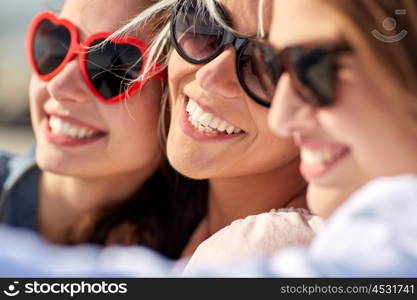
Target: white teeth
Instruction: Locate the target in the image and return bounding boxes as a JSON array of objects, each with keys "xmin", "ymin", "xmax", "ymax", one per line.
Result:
[
  {"xmin": 192, "ymin": 107, "xmax": 204, "ymax": 121},
  {"xmin": 226, "ymin": 125, "xmax": 235, "ymax": 135},
  {"xmin": 48, "ymin": 116, "xmax": 98, "ymax": 139},
  {"xmin": 186, "ymin": 101, "xmax": 193, "ymax": 113},
  {"xmin": 68, "ymin": 126, "xmax": 78, "ymax": 137},
  {"xmin": 50, "ymin": 117, "xmax": 61, "ymax": 134},
  {"xmin": 198, "ymin": 113, "xmax": 213, "ymax": 126},
  {"xmin": 77, "ymin": 128, "xmax": 87, "ymax": 139},
  {"xmin": 217, "ymin": 121, "xmax": 228, "ymax": 132},
  {"xmin": 186, "ymin": 101, "xmax": 197, "ymax": 115},
  {"xmin": 209, "ymin": 117, "xmax": 221, "ymax": 128},
  {"xmin": 62, "ymin": 122, "xmax": 71, "ymax": 133},
  {"xmin": 301, "ymin": 149, "xmax": 338, "ymax": 164},
  {"xmin": 234, "ymin": 128, "xmax": 242, "ymax": 134},
  {"xmin": 185, "ymin": 98, "xmax": 244, "ymax": 135}
]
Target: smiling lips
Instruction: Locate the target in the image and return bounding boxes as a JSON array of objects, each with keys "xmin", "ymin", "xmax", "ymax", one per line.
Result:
[
  {"xmin": 49, "ymin": 116, "xmax": 103, "ymax": 139},
  {"xmin": 44, "ymin": 114, "xmax": 106, "ymax": 146},
  {"xmin": 185, "ymin": 99, "xmax": 244, "ymax": 135},
  {"xmin": 299, "ymin": 146, "xmax": 350, "ymax": 180}
]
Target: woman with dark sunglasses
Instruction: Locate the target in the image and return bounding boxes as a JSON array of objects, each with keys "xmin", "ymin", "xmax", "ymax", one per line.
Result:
[
  {"xmin": 112, "ymin": 0, "xmax": 325, "ymax": 267},
  {"xmin": 0, "ymin": 0, "xmax": 206, "ymax": 259},
  {"xmin": 266, "ymin": 0, "xmax": 417, "ymax": 218},
  {"xmin": 183, "ymin": 0, "xmax": 417, "ymax": 275}
]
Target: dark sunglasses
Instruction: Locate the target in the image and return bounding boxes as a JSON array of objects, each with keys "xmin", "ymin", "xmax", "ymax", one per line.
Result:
[
  {"xmin": 27, "ymin": 11, "xmax": 164, "ymax": 104},
  {"xmin": 247, "ymin": 39, "xmax": 352, "ymax": 107},
  {"xmin": 171, "ymin": 1, "xmax": 273, "ymax": 107}
]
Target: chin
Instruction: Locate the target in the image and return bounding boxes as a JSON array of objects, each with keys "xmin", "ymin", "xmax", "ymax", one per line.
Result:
[
  {"xmin": 166, "ymin": 155, "xmax": 205, "ymax": 180},
  {"xmin": 306, "ymin": 184, "xmax": 351, "ymax": 218},
  {"xmin": 36, "ymin": 149, "xmax": 87, "ymax": 177},
  {"xmin": 36, "ymin": 156, "xmax": 71, "ymax": 176}
]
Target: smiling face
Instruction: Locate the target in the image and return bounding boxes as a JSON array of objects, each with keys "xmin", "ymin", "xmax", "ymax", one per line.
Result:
[
  {"xmin": 166, "ymin": 0, "xmax": 299, "ymax": 180},
  {"xmin": 268, "ymin": 0, "xmax": 417, "ymax": 216},
  {"xmin": 29, "ymin": 0, "xmax": 163, "ymax": 178}
]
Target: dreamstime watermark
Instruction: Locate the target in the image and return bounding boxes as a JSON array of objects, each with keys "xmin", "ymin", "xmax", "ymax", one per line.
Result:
[
  {"xmin": 372, "ymin": 9, "xmax": 408, "ymax": 43},
  {"xmin": 2, "ymin": 281, "xmax": 127, "ymax": 298}
]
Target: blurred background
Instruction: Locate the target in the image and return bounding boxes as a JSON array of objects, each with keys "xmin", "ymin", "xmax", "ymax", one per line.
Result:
[{"xmin": 0, "ymin": 0, "xmax": 64, "ymax": 154}]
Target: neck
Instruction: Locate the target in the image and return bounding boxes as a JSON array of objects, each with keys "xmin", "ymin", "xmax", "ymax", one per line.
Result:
[
  {"xmin": 206, "ymin": 157, "xmax": 306, "ymax": 235},
  {"xmin": 37, "ymin": 166, "xmax": 158, "ymax": 244}
]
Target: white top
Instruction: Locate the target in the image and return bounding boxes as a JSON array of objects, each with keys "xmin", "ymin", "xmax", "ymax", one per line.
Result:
[
  {"xmin": 0, "ymin": 174, "xmax": 416, "ymax": 277},
  {"xmin": 189, "ymin": 174, "xmax": 417, "ymax": 276},
  {"xmin": 183, "ymin": 208, "xmax": 324, "ymax": 274}
]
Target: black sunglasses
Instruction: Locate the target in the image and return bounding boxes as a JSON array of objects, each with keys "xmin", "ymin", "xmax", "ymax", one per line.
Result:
[
  {"xmin": 170, "ymin": 1, "xmax": 272, "ymax": 107},
  {"xmin": 244, "ymin": 39, "xmax": 352, "ymax": 107}
]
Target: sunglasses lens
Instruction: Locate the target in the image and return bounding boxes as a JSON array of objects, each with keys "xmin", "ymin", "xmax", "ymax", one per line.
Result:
[
  {"xmin": 174, "ymin": 3, "xmax": 224, "ymax": 62},
  {"xmin": 290, "ymin": 48, "xmax": 334, "ymax": 106},
  {"xmin": 32, "ymin": 19, "xmax": 71, "ymax": 75},
  {"xmin": 86, "ymin": 39, "xmax": 143, "ymax": 100},
  {"xmin": 240, "ymin": 41, "xmax": 281, "ymax": 106}
]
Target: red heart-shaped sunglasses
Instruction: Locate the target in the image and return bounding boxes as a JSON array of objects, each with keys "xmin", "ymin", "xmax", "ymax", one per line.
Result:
[{"xmin": 27, "ymin": 11, "xmax": 165, "ymax": 103}]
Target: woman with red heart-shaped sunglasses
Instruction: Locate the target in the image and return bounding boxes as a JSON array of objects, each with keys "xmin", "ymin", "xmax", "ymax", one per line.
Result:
[{"xmin": 0, "ymin": 0, "xmax": 207, "ymax": 259}]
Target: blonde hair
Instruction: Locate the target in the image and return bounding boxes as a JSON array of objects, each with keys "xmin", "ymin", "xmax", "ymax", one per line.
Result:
[{"xmin": 113, "ymin": 0, "xmax": 268, "ymax": 80}]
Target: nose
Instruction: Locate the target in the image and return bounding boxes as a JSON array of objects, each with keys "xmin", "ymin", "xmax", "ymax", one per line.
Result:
[
  {"xmin": 46, "ymin": 59, "xmax": 90, "ymax": 103},
  {"xmin": 268, "ymin": 74, "xmax": 319, "ymax": 138},
  {"xmin": 195, "ymin": 47, "xmax": 241, "ymax": 99}
]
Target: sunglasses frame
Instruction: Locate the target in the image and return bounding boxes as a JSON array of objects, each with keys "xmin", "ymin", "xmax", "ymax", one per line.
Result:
[
  {"xmin": 27, "ymin": 11, "xmax": 164, "ymax": 104},
  {"xmin": 249, "ymin": 39, "xmax": 353, "ymax": 107},
  {"xmin": 170, "ymin": 1, "xmax": 271, "ymax": 108}
]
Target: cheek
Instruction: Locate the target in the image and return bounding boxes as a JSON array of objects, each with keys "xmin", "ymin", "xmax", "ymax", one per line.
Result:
[
  {"xmin": 167, "ymin": 52, "xmax": 196, "ymax": 125},
  {"xmin": 126, "ymin": 88, "xmax": 161, "ymax": 134},
  {"xmin": 316, "ymin": 81, "xmax": 386, "ymax": 182},
  {"xmin": 168, "ymin": 51, "xmax": 196, "ymax": 99},
  {"xmin": 317, "ymin": 77, "xmax": 379, "ymax": 144},
  {"xmin": 29, "ymin": 76, "xmax": 44, "ymax": 109},
  {"xmin": 250, "ymin": 105, "xmax": 299, "ymax": 167},
  {"xmin": 29, "ymin": 76, "xmax": 48, "ymax": 135},
  {"xmin": 167, "ymin": 52, "xmax": 183, "ymax": 95},
  {"xmin": 261, "ymin": 133, "xmax": 299, "ymax": 164},
  {"xmin": 251, "ymin": 103, "xmax": 296, "ymax": 147},
  {"xmin": 101, "ymin": 81, "xmax": 162, "ymax": 148}
]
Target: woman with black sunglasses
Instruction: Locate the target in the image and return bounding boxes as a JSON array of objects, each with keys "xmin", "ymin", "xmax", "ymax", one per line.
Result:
[
  {"xmin": 264, "ymin": 0, "xmax": 417, "ymax": 217},
  {"xmin": 183, "ymin": 0, "xmax": 417, "ymax": 276},
  {"xmin": 113, "ymin": 0, "xmax": 324, "ymax": 267},
  {"xmin": 0, "ymin": 0, "xmax": 207, "ymax": 259},
  {"xmin": 266, "ymin": 0, "xmax": 417, "ymax": 218}
]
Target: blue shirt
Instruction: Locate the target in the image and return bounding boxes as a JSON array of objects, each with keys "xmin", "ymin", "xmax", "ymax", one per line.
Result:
[
  {"xmin": 0, "ymin": 149, "xmax": 40, "ymax": 231},
  {"xmin": 0, "ymin": 174, "xmax": 416, "ymax": 277}
]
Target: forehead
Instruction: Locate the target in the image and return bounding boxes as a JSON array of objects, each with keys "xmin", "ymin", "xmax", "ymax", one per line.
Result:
[
  {"xmin": 60, "ymin": 0, "xmax": 150, "ymax": 39},
  {"xmin": 270, "ymin": 0, "xmax": 343, "ymax": 48},
  {"xmin": 220, "ymin": 0, "xmax": 264, "ymax": 35}
]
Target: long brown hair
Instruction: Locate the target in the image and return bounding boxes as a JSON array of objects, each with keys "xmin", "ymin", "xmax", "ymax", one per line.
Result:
[{"xmin": 321, "ymin": 0, "xmax": 417, "ymax": 112}]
